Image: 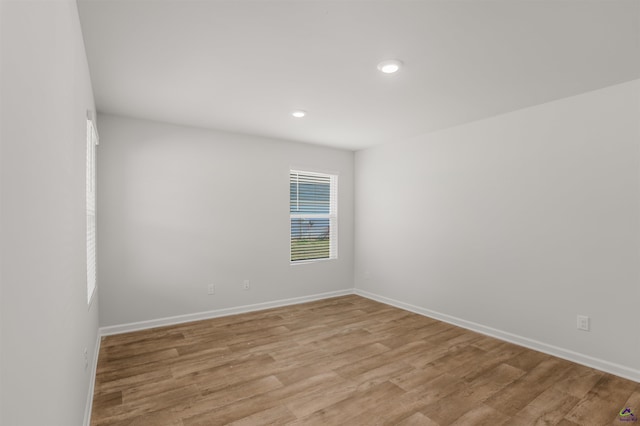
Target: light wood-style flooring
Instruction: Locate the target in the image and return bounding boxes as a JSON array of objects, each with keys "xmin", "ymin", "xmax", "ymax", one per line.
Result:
[{"xmin": 91, "ymin": 295, "xmax": 640, "ymax": 425}]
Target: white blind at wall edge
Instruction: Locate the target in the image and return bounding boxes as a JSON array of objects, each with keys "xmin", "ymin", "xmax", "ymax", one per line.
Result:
[{"xmin": 86, "ymin": 119, "xmax": 97, "ymax": 304}]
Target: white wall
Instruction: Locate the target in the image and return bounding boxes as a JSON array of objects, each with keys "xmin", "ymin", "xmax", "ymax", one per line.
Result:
[
  {"xmin": 0, "ymin": 0, "xmax": 4, "ymax": 421},
  {"xmin": 97, "ymin": 114, "xmax": 354, "ymax": 327},
  {"xmin": 0, "ymin": 1, "xmax": 99, "ymax": 425},
  {"xmin": 355, "ymin": 80, "xmax": 640, "ymax": 377}
]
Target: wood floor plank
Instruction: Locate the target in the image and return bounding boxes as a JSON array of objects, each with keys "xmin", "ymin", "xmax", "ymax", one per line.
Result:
[
  {"xmin": 511, "ymin": 387, "xmax": 580, "ymax": 426},
  {"xmin": 548, "ymin": 363, "xmax": 604, "ymax": 400},
  {"xmin": 348, "ymin": 383, "xmax": 433, "ymax": 425},
  {"xmin": 334, "ymin": 339, "xmax": 432, "ymax": 379},
  {"xmin": 409, "ymin": 372, "xmax": 468, "ymax": 406},
  {"xmin": 484, "ymin": 357, "xmax": 575, "ymax": 416},
  {"xmin": 288, "ymin": 380, "xmax": 406, "ymax": 425},
  {"xmin": 92, "ymin": 391, "xmax": 122, "ymax": 410},
  {"xmin": 198, "ymin": 371, "xmax": 353, "ymax": 422},
  {"xmin": 283, "ymin": 377, "xmax": 358, "ymax": 419},
  {"xmin": 564, "ymin": 374, "xmax": 638, "ymax": 425},
  {"xmin": 91, "ymin": 295, "xmax": 639, "ymax": 425},
  {"xmin": 389, "ymin": 365, "xmax": 444, "ymax": 391},
  {"xmin": 225, "ymin": 405, "xmax": 296, "ymax": 426},
  {"xmin": 504, "ymin": 349, "xmax": 552, "ymax": 372},
  {"xmin": 98, "ymin": 410, "xmax": 184, "ymax": 426},
  {"xmin": 395, "ymin": 412, "xmax": 440, "ymax": 426},
  {"xmin": 93, "ymin": 383, "xmax": 200, "ymax": 425},
  {"xmin": 420, "ymin": 363, "xmax": 525, "ymax": 424},
  {"xmin": 622, "ymin": 390, "xmax": 640, "ymax": 412},
  {"xmin": 94, "ymin": 369, "xmax": 173, "ymax": 396},
  {"xmin": 98, "ymin": 348, "xmax": 180, "ymax": 374},
  {"xmin": 454, "ymin": 341, "xmax": 526, "ymax": 382},
  {"xmin": 449, "ymin": 403, "xmax": 511, "ymax": 426}
]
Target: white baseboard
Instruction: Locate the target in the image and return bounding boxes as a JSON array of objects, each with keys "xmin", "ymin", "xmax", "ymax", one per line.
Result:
[
  {"xmin": 355, "ymin": 288, "xmax": 640, "ymax": 383},
  {"xmin": 99, "ymin": 289, "xmax": 354, "ymax": 336},
  {"xmin": 83, "ymin": 332, "xmax": 101, "ymax": 426}
]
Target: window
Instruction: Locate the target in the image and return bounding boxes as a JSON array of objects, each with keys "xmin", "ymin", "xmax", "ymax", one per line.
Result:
[
  {"xmin": 290, "ymin": 170, "xmax": 338, "ymax": 262},
  {"xmin": 86, "ymin": 115, "xmax": 98, "ymax": 304}
]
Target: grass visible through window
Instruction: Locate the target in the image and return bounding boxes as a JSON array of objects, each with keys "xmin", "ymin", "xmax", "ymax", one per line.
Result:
[{"xmin": 290, "ymin": 238, "xmax": 330, "ymax": 261}]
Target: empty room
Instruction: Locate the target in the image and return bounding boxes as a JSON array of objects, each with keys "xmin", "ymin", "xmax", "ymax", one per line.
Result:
[{"xmin": 1, "ymin": 0, "xmax": 640, "ymax": 425}]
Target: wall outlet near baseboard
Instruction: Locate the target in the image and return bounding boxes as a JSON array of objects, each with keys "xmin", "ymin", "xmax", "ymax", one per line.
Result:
[
  {"xmin": 207, "ymin": 284, "xmax": 215, "ymax": 295},
  {"xmin": 243, "ymin": 279, "xmax": 250, "ymax": 290},
  {"xmin": 577, "ymin": 315, "xmax": 590, "ymax": 331}
]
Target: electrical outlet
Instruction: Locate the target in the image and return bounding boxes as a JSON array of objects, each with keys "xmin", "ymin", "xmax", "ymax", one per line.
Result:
[
  {"xmin": 577, "ymin": 315, "xmax": 590, "ymax": 331},
  {"xmin": 207, "ymin": 284, "xmax": 215, "ymax": 295},
  {"xmin": 243, "ymin": 279, "xmax": 250, "ymax": 290},
  {"xmin": 83, "ymin": 348, "xmax": 89, "ymax": 370}
]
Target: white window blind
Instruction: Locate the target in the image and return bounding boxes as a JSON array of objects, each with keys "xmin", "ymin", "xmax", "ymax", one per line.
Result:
[
  {"xmin": 86, "ymin": 117, "xmax": 98, "ymax": 304},
  {"xmin": 290, "ymin": 170, "xmax": 337, "ymax": 262}
]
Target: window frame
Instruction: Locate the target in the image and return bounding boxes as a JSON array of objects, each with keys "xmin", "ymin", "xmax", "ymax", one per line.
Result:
[{"xmin": 289, "ymin": 169, "xmax": 338, "ymax": 264}]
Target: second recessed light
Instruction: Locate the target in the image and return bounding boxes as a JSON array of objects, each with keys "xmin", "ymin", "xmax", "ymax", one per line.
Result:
[
  {"xmin": 377, "ymin": 59, "xmax": 403, "ymax": 74},
  {"xmin": 292, "ymin": 110, "xmax": 307, "ymax": 118}
]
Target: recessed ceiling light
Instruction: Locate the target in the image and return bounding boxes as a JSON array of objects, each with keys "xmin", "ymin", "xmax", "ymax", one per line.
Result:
[
  {"xmin": 377, "ymin": 59, "xmax": 403, "ymax": 74},
  {"xmin": 291, "ymin": 110, "xmax": 306, "ymax": 118}
]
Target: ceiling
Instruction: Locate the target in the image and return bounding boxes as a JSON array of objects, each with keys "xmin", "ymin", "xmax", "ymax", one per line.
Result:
[{"xmin": 78, "ymin": 0, "xmax": 640, "ymax": 151}]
